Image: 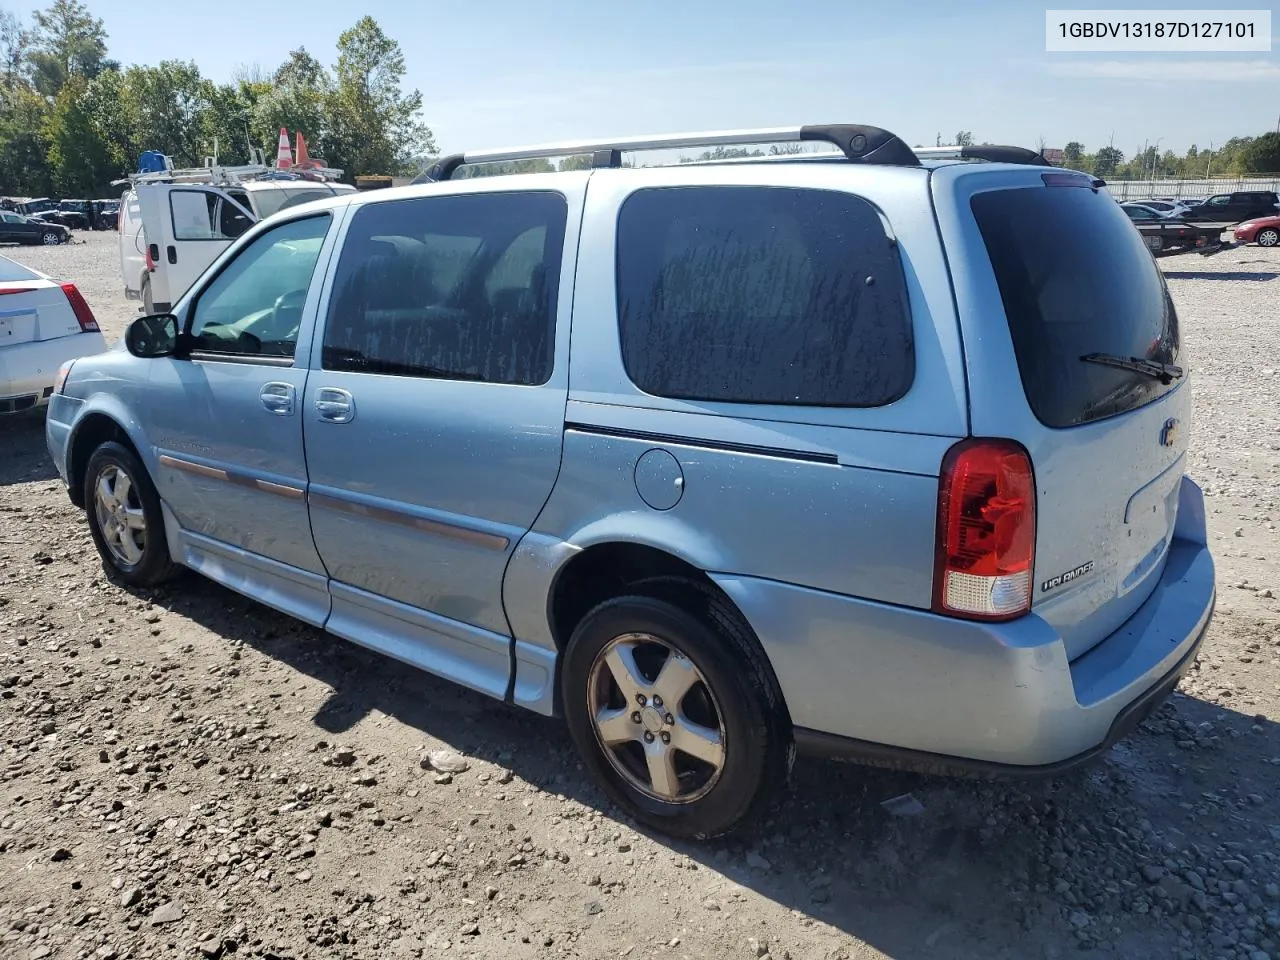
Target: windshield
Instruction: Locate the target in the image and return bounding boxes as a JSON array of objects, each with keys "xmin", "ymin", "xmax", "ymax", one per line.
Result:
[
  {"xmin": 972, "ymin": 183, "xmax": 1181, "ymax": 428},
  {"xmin": 251, "ymin": 186, "xmax": 340, "ymax": 219}
]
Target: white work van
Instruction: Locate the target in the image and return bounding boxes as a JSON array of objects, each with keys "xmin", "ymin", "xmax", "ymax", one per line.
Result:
[{"xmin": 119, "ymin": 177, "xmax": 356, "ymax": 313}]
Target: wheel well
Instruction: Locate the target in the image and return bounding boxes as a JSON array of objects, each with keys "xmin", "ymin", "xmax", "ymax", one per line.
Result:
[
  {"xmin": 67, "ymin": 415, "xmax": 139, "ymax": 508},
  {"xmin": 549, "ymin": 543, "xmax": 723, "ymax": 652},
  {"xmin": 547, "ymin": 542, "xmax": 794, "ymax": 731}
]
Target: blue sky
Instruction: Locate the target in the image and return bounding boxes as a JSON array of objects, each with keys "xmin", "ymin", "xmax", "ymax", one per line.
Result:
[{"xmin": 22, "ymin": 0, "xmax": 1280, "ymax": 156}]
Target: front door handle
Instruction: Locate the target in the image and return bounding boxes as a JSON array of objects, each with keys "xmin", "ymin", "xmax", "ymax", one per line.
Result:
[
  {"xmin": 315, "ymin": 387, "xmax": 355, "ymax": 424},
  {"xmin": 260, "ymin": 381, "xmax": 295, "ymax": 415}
]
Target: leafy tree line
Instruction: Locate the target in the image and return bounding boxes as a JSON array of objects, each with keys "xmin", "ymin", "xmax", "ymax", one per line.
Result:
[
  {"xmin": 0, "ymin": 0, "xmax": 435, "ymax": 197},
  {"xmin": 1060, "ymin": 135, "xmax": 1280, "ymax": 180},
  {"xmin": 939, "ymin": 132, "xmax": 1279, "ymax": 180}
]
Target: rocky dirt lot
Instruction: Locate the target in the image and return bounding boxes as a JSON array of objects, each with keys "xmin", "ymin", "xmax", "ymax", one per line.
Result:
[{"xmin": 2, "ymin": 233, "xmax": 1279, "ymax": 960}]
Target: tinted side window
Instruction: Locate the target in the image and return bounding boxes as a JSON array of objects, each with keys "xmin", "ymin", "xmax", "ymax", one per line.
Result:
[
  {"xmin": 615, "ymin": 186, "xmax": 914, "ymax": 407},
  {"xmin": 219, "ymin": 197, "xmax": 253, "ymax": 239},
  {"xmin": 322, "ymin": 192, "xmax": 566, "ymax": 386}
]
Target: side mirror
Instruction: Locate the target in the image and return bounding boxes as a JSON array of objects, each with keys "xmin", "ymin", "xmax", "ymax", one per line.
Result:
[{"xmin": 125, "ymin": 314, "xmax": 180, "ymax": 358}]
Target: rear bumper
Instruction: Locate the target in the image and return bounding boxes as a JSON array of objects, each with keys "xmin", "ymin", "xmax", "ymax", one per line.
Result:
[
  {"xmin": 713, "ymin": 475, "xmax": 1216, "ymax": 771},
  {"xmin": 0, "ymin": 333, "xmax": 105, "ymax": 414}
]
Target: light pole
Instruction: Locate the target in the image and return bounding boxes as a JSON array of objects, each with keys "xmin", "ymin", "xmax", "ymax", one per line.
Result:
[{"xmin": 1149, "ymin": 138, "xmax": 1163, "ymax": 181}]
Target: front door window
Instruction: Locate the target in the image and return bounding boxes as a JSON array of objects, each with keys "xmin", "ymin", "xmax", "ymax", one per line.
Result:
[{"xmin": 187, "ymin": 214, "xmax": 331, "ymax": 359}]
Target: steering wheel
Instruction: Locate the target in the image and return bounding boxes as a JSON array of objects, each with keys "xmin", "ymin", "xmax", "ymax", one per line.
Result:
[{"xmin": 272, "ymin": 288, "xmax": 308, "ymax": 342}]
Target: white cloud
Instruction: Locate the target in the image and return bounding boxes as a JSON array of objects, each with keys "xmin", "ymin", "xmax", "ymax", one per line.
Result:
[{"xmin": 1048, "ymin": 59, "xmax": 1280, "ymax": 82}]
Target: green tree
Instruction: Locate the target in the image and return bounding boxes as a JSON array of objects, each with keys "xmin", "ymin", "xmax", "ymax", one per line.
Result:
[
  {"xmin": 557, "ymin": 154, "xmax": 593, "ymax": 171},
  {"xmin": 1092, "ymin": 145, "xmax": 1123, "ymax": 178},
  {"xmin": 43, "ymin": 73, "xmax": 116, "ymax": 193},
  {"xmin": 326, "ymin": 17, "xmax": 434, "ymax": 177},
  {"xmin": 275, "ymin": 46, "xmax": 326, "ymax": 88},
  {"xmin": 1240, "ymin": 132, "xmax": 1280, "ymax": 173},
  {"xmin": 0, "ymin": 83, "xmax": 52, "ymax": 193},
  {"xmin": 1062, "ymin": 141, "xmax": 1084, "ymax": 165},
  {"xmin": 0, "ymin": 9, "xmax": 30, "ymax": 88},
  {"xmin": 255, "ymin": 49, "xmax": 331, "ymax": 163},
  {"xmin": 116, "ymin": 61, "xmax": 212, "ymax": 167},
  {"xmin": 954, "ymin": 130, "xmax": 974, "ymax": 147},
  {"xmin": 201, "ymin": 81, "xmax": 260, "ymax": 165},
  {"xmin": 28, "ymin": 0, "xmax": 108, "ymax": 96}
]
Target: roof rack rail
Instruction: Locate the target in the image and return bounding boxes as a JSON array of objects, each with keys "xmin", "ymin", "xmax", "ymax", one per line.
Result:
[
  {"xmin": 915, "ymin": 144, "xmax": 1052, "ymax": 166},
  {"xmin": 412, "ymin": 124, "xmax": 919, "ymax": 183}
]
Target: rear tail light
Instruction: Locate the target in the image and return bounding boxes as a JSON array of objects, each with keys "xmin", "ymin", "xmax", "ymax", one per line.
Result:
[
  {"xmin": 144, "ymin": 246, "xmax": 156, "ymax": 272},
  {"xmin": 60, "ymin": 282, "xmax": 100, "ymax": 333},
  {"xmin": 933, "ymin": 438, "xmax": 1036, "ymax": 621}
]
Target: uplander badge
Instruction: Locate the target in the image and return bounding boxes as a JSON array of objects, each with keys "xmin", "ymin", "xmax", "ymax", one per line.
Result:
[{"xmin": 1042, "ymin": 561, "xmax": 1095, "ymax": 593}]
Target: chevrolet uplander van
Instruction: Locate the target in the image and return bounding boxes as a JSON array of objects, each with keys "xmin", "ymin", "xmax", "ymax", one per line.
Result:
[{"xmin": 50, "ymin": 124, "xmax": 1215, "ymax": 839}]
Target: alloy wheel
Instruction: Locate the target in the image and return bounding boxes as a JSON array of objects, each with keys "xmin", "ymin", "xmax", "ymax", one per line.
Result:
[
  {"xmin": 93, "ymin": 465, "xmax": 147, "ymax": 567},
  {"xmin": 587, "ymin": 632, "xmax": 727, "ymax": 803}
]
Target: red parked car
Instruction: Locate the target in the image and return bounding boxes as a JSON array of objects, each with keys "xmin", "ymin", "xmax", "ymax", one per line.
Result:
[{"xmin": 1234, "ymin": 214, "xmax": 1280, "ymax": 248}]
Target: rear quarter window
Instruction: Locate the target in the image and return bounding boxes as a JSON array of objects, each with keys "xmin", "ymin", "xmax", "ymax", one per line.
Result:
[
  {"xmin": 971, "ymin": 184, "xmax": 1181, "ymax": 428},
  {"xmin": 615, "ymin": 185, "xmax": 914, "ymax": 407}
]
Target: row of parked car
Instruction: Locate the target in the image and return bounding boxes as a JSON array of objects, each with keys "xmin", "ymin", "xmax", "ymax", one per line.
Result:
[
  {"xmin": 0, "ymin": 197, "xmax": 120, "ymax": 244},
  {"xmin": 1119, "ymin": 189, "xmax": 1280, "ymax": 254},
  {"xmin": 1119, "ymin": 189, "xmax": 1280, "ymax": 227}
]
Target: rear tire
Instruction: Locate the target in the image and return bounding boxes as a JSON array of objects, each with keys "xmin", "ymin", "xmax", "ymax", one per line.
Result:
[
  {"xmin": 562, "ymin": 584, "xmax": 790, "ymax": 840},
  {"xmin": 83, "ymin": 441, "xmax": 180, "ymax": 587},
  {"xmin": 1258, "ymin": 228, "xmax": 1280, "ymax": 248}
]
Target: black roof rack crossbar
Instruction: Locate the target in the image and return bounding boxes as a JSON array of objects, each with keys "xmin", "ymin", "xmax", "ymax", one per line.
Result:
[{"xmin": 915, "ymin": 144, "xmax": 1052, "ymax": 166}]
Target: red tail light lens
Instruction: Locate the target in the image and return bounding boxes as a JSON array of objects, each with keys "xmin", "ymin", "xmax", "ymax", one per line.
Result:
[
  {"xmin": 144, "ymin": 246, "xmax": 155, "ymax": 272},
  {"xmin": 933, "ymin": 438, "xmax": 1036, "ymax": 621},
  {"xmin": 60, "ymin": 282, "xmax": 100, "ymax": 333}
]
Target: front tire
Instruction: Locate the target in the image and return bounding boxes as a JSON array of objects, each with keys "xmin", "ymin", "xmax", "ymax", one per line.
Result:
[
  {"xmin": 41, "ymin": 231, "xmax": 61, "ymax": 245},
  {"xmin": 562, "ymin": 586, "xmax": 790, "ymax": 839},
  {"xmin": 1257, "ymin": 227, "xmax": 1280, "ymax": 248},
  {"xmin": 84, "ymin": 441, "xmax": 180, "ymax": 587}
]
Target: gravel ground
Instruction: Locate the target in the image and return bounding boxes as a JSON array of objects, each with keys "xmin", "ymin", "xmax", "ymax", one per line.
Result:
[{"xmin": 2, "ymin": 232, "xmax": 1280, "ymax": 960}]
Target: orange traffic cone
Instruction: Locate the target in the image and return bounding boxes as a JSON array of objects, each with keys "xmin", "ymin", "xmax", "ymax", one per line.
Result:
[{"xmin": 295, "ymin": 132, "xmax": 312, "ymax": 169}]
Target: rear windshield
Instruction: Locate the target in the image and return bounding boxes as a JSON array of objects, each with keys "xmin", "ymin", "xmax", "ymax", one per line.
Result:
[
  {"xmin": 0, "ymin": 258, "xmax": 38, "ymax": 282},
  {"xmin": 252, "ymin": 187, "xmax": 340, "ymax": 219},
  {"xmin": 971, "ymin": 184, "xmax": 1181, "ymax": 428}
]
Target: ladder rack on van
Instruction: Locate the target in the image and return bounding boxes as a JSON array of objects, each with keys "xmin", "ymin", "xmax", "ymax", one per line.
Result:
[
  {"xmin": 111, "ymin": 162, "xmax": 346, "ymax": 189},
  {"xmin": 413, "ymin": 123, "xmax": 1054, "ymax": 183},
  {"xmin": 111, "ymin": 163, "xmax": 271, "ymax": 188}
]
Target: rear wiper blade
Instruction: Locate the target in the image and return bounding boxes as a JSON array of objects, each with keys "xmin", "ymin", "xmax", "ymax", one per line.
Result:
[{"xmin": 1080, "ymin": 352, "xmax": 1184, "ymax": 384}]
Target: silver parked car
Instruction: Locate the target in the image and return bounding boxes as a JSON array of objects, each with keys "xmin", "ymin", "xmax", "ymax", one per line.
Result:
[
  {"xmin": 46, "ymin": 125, "xmax": 1216, "ymax": 838},
  {"xmin": 0, "ymin": 254, "xmax": 105, "ymax": 414}
]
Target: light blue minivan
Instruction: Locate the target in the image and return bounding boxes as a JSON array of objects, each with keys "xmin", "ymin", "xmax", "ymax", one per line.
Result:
[{"xmin": 47, "ymin": 125, "xmax": 1216, "ymax": 838}]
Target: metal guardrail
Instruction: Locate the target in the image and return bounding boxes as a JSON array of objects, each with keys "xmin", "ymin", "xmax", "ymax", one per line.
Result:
[{"xmin": 1101, "ymin": 176, "xmax": 1280, "ymax": 200}]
